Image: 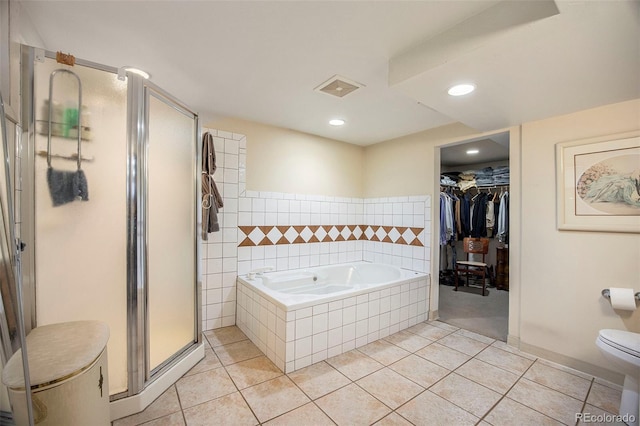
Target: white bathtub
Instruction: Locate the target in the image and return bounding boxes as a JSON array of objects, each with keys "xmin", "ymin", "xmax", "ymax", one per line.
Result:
[{"xmin": 236, "ymin": 262, "xmax": 430, "ymax": 373}]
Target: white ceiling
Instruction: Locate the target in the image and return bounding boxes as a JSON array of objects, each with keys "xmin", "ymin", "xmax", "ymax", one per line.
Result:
[
  {"xmin": 21, "ymin": 0, "xmax": 640, "ymax": 146},
  {"xmin": 441, "ymin": 133, "xmax": 510, "ymax": 168}
]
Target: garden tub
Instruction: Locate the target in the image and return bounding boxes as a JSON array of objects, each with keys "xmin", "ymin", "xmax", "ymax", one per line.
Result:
[{"xmin": 236, "ymin": 262, "xmax": 429, "ymax": 373}]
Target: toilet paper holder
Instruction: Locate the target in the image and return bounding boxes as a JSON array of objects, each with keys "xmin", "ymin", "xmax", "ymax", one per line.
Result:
[{"xmin": 602, "ymin": 289, "xmax": 640, "ymax": 300}]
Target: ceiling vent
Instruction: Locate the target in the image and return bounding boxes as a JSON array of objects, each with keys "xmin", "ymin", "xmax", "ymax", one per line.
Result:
[{"xmin": 314, "ymin": 75, "xmax": 364, "ymax": 98}]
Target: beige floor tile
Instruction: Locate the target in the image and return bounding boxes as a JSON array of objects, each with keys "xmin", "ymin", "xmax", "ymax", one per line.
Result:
[
  {"xmin": 204, "ymin": 326, "xmax": 248, "ymax": 347},
  {"xmin": 287, "ymin": 360, "xmax": 351, "ymax": 400},
  {"xmin": 437, "ymin": 333, "xmax": 489, "ymax": 356},
  {"xmin": 538, "ymin": 357, "xmax": 594, "ymax": 381},
  {"xmin": 430, "ymin": 373, "xmax": 501, "ymax": 417},
  {"xmin": 383, "ymin": 330, "xmax": 431, "ymax": 352},
  {"xmin": 373, "ymin": 412, "xmax": 414, "ymax": 425},
  {"xmin": 454, "ymin": 328, "xmax": 495, "ymax": 344},
  {"xmin": 182, "ymin": 392, "xmax": 258, "ymax": 426},
  {"xmin": 578, "ymin": 404, "xmax": 627, "ymax": 425},
  {"xmin": 415, "ymin": 342, "xmax": 471, "ymax": 370},
  {"xmin": 490, "ymin": 340, "xmax": 537, "ymax": 361},
  {"xmin": 358, "ymin": 339, "xmax": 411, "ymax": 365},
  {"xmin": 455, "ymin": 358, "xmax": 519, "ymax": 393},
  {"xmin": 241, "ymin": 375, "xmax": 310, "ymax": 423},
  {"xmin": 142, "ymin": 412, "xmax": 185, "ymax": 426},
  {"xmin": 356, "ymin": 367, "xmax": 424, "ymax": 409},
  {"xmin": 225, "ymin": 356, "xmax": 283, "ymax": 389},
  {"xmin": 316, "ymin": 383, "xmax": 391, "ymax": 426},
  {"xmin": 586, "ymin": 382, "xmax": 622, "ymax": 414},
  {"xmin": 476, "ymin": 345, "xmax": 534, "ymax": 375},
  {"xmin": 214, "ymin": 339, "xmax": 263, "ymax": 366},
  {"xmin": 113, "ymin": 385, "xmax": 182, "ymax": 426},
  {"xmin": 484, "ymin": 397, "xmax": 564, "ymax": 426},
  {"xmin": 184, "ymin": 347, "xmax": 222, "ymax": 377},
  {"xmin": 389, "ymin": 354, "xmax": 449, "ymax": 388},
  {"xmin": 524, "ymin": 361, "xmax": 592, "ymax": 400},
  {"xmin": 409, "ymin": 323, "xmax": 455, "ymax": 340},
  {"xmin": 396, "ymin": 390, "xmax": 478, "ymax": 425},
  {"xmin": 326, "ymin": 349, "xmax": 384, "ymax": 381},
  {"xmin": 593, "ymin": 377, "xmax": 623, "ymax": 391},
  {"xmin": 507, "ymin": 378, "xmax": 584, "ymax": 425},
  {"xmin": 429, "ymin": 321, "xmax": 460, "ymax": 332},
  {"xmin": 404, "ymin": 322, "xmax": 436, "ymax": 336},
  {"xmin": 175, "ymin": 368, "xmax": 237, "ymax": 409},
  {"xmin": 263, "ymin": 402, "xmax": 334, "ymax": 426}
]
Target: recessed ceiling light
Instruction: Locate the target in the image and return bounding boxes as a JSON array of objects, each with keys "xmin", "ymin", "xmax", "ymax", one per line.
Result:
[
  {"xmin": 448, "ymin": 84, "xmax": 475, "ymax": 96},
  {"xmin": 329, "ymin": 119, "xmax": 345, "ymax": 126},
  {"xmin": 466, "ymin": 149, "xmax": 479, "ymax": 155}
]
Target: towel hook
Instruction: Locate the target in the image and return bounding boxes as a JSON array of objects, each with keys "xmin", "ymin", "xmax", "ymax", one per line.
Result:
[{"xmin": 47, "ymin": 69, "xmax": 82, "ymax": 170}]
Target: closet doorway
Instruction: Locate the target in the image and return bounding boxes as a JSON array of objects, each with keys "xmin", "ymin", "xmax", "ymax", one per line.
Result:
[{"xmin": 437, "ymin": 132, "xmax": 510, "ymax": 341}]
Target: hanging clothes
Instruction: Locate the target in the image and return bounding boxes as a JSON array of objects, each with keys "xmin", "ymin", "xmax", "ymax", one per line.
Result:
[
  {"xmin": 201, "ymin": 132, "xmax": 224, "ymax": 239},
  {"xmin": 471, "ymin": 192, "xmax": 488, "ymax": 237},
  {"xmin": 497, "ymin": 191, "xmax": 509, "ymax": 242},
  {"xmin": 486, "ymin": 193, "xmax": 495, "ymax": 235},
  {"xmin": 460, "ymin": 192, "xmax": 472, "ymax": 238}
]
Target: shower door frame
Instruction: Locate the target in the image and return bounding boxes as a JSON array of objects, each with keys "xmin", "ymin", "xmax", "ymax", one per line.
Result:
[
  {"xmin": 127, "ymin": 75, "xmax": 202, "ymax": 394},
  {"xmin": 21, "ymin": 47, "xmax": 202, "ymax": 402}
]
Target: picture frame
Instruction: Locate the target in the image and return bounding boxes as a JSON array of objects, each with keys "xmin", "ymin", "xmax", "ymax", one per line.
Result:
[{"xmin": 556, "ymin": 131, "xmax": 640, "ymax": 233}]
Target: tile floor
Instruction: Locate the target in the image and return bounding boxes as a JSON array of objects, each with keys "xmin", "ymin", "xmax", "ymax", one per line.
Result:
[{"xmin": 113, "ymin": 321, "xmax": 625, "ymax": 426}]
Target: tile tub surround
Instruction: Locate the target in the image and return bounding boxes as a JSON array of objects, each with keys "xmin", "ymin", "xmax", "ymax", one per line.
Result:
[
  {"xmin": 201, "ymin": 127, "xmax": 431, "ymax": 333},
  {"xmin": 200, "ymin": 128, "xmax": 244, "ymax": 331},
  {"xmin": 237, "ymin": 193, "xmax": 432, "ymax": 277},
  {"xmin": 236, "ymin": 271, "xmax": 430, "ymax": 373}
]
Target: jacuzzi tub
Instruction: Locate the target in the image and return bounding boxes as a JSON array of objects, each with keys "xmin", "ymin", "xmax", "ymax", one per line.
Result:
[{"xmin": 236, "ymin": 262, "xmax": 430, "ymax": 373}]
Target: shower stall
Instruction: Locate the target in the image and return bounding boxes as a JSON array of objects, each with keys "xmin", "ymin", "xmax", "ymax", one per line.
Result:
[{"xmin": 15, "ymin": 46, "xmax": 202, "ymax": 419}]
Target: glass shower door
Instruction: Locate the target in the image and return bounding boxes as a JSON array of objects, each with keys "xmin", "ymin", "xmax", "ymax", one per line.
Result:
[{"xmin": 145, "ymin": 86, "xmax": 198, "ymax": 374}]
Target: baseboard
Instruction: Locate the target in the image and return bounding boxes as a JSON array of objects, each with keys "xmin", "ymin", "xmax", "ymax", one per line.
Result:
[
  {"xmin": 518, "ymin": 341, "xmax": 624, "ymax": 386},
  {"xmin": 109, "ymin": 343, "xmax": 205, "ymax": 421}
]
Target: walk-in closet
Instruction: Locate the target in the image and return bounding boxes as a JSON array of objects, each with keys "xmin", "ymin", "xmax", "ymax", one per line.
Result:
[{"xmin": 437, "ymin": 132, "xmax": 510, "ymax": 341}]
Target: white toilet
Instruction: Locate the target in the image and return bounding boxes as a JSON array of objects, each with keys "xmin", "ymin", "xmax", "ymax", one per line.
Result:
[{"xmin": 596, "ymin": 329, "xmax": 640, "ymax": 426}]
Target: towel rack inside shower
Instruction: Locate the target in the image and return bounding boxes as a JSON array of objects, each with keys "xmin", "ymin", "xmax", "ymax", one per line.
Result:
[{"xmin": 45, "ymin": 69, "xmax": 85, "ymax": 169}]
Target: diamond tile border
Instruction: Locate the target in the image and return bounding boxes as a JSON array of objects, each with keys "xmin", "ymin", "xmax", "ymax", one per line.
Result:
[{"xmin": 238, "ymin": 225, "xmax": 424, "ymax": 247}]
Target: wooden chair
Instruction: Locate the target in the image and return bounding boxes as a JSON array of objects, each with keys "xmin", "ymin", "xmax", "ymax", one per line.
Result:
[{"xmin": 454, "ymin": 237, "xmax": 490, "ymax": 296}]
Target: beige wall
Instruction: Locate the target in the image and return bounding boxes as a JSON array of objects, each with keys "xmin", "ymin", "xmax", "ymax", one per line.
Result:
[
  {"xmin": 209, "ymin": 117, "xmax": 364, "ymax": 198},
  {"xmin": 363, "ymin": 122, "xmax": 482, "ymax": 198},
  {"xmin": 211, "ymin": 100, "xmax": 639, "ymax": 381},
  {"xmin": 518, "ymin": 99, "xmax": 639, "ymax": 377},
  {"xmin": 363, "ymin": 99, "xmax": 640, "ymax": 382}
]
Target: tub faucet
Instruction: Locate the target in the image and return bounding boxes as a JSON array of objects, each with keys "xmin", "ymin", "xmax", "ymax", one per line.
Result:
[{"xmin": 247, "ymin": 266, "xmax": 274, "ymax": 280}]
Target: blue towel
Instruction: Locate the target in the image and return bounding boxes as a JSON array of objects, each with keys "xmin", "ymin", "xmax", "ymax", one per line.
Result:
[{"xmin": 47, "ymin": 167, "xmax": 89, "ymax": 206}]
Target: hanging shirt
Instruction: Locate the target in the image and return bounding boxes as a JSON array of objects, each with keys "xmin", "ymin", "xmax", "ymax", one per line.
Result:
[
  {"xmin": 486, "ymin": 194, "xmax": 495, "ymax": 233},
  {"xmin": 497, "ymin": 191, "xmax": 509, "ymax": 240}
]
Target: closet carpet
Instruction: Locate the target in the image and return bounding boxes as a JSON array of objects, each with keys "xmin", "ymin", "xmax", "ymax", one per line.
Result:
[{"xmin": 438, "ymin": 283, "xmax": 509, "ymax": 341}]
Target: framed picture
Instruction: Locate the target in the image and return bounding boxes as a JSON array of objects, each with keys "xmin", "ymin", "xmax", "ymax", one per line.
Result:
[{"xmin": 556, "ymin": 131, "xmax": 640, "ymax": 233}]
